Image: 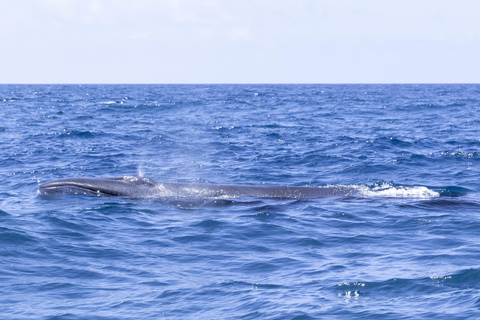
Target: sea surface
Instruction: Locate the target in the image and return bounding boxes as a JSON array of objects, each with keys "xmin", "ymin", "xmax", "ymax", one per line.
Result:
[{"xmin": 1, "ymin": 84, "xmax": 480, "ymax": 319}]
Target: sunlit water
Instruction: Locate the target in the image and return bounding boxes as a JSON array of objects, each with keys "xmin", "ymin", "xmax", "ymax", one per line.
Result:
[{"xmin": 1, "ymin": 84, "xmax": 480, "ymax": 319}]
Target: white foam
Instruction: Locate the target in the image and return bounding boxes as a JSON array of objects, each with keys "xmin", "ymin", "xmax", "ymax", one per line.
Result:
[{"xmin": 357, "ymin": 183, "xmax": 440, "ymax": 198}]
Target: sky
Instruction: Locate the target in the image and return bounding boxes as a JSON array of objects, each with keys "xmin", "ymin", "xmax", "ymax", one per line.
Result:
[{"xmin": 1, "ymin": 0, "xmax": 479, "ymax": 84}]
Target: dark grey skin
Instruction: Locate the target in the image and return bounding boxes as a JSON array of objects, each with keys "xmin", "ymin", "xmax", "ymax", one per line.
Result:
[{"xmin": 38, "ymin": 176, "xmax": 359, "ymax": 199}]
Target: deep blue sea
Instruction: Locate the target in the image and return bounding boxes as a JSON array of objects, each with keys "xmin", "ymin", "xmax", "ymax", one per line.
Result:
[{"xmin": 1, "ymin": 84, "xmax": 480, "ymax": 319}]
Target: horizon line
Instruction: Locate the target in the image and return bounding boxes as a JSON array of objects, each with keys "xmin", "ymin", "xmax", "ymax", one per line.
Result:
[{"xmin": 1, "ymin": 82, "xmax": 479, "ymax": 85}]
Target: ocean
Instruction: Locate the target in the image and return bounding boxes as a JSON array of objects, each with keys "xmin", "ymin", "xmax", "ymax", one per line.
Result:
[{"xmin": 1, "ymin": 84, "xmax": 479, "ymax": 319}]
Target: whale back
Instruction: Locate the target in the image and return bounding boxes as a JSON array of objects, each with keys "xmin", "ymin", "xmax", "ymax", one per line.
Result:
[{"xmin": 38, "ymin": 175, "xmax": 360, "ymax": 199}]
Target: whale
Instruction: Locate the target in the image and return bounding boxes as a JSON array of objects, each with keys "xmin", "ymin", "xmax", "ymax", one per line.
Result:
[{"xmin": 38, "ymin": 175, "xmax": 360, "ymax": 199}]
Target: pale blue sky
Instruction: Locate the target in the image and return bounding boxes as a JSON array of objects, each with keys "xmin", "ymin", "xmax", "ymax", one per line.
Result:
[{"xmin": 1, "ymin": 0, "xmax": 479, "ymax": 83}]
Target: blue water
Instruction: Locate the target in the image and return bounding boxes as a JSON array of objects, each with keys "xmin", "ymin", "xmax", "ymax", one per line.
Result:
[{"xmin": 1, "ymin": 84, "xmax": 480, "ymax": 319}]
